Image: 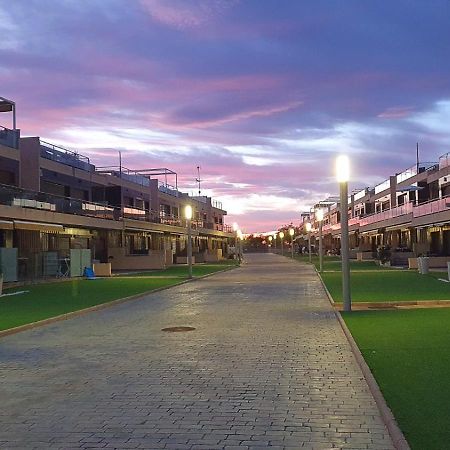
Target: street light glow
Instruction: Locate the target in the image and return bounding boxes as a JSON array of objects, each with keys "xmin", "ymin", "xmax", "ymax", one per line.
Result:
[
  {"xmin": 289, "ymin": 228, "xmax": 294, "ymax": 237},
  {"xmin": 268, "ymin": 236, "xmax": 273, "ymax": 242},
  {"xmin": 305, "ymin": 222, "xmax": 312, "ymax": 232},
  {"xmin": 232, "ymin": 222, "xmax": 239, "ymax": 232},
  {"xmin": 279, "ymin": 231, "xmax": 284, "ymax": 239},
  {"xmin": 336, "ymin": 155, "xmax": 350, "ymax": 182},
  {"xmin": 184, "ymin": 204, "xmax": 193, "ymax": 220}
]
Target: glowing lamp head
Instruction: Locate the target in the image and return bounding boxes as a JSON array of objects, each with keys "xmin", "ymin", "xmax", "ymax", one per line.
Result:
[
  {"xmin": 305, "ymin": 222, "xmax": 312, "ymax": 232},
  {"xmin": 316, "ymin": 208, "xmax": 324, "ymax": 222},
  {"xmin": 336, "ymin": 155, "xmax": 350, "ymax": 183},
  {"xmin": 268, "ymin": 236, "xmax": 273, "ymax": 242},
  {"xmin": 289, "ymin": 228, "xmax": 294, "ymax": 237},
  {"xmin": 279, "ymin": 231, "xmax": 285, "ymax": 239},
  {"xmin": 184, "ymin": 204, "xmax": 193, "ymax": 220}
]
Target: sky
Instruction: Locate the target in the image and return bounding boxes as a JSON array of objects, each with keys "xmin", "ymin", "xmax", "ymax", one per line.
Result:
[{"xmin": 1, "ymin": 0, "xmax": 450, "ymax": 233}]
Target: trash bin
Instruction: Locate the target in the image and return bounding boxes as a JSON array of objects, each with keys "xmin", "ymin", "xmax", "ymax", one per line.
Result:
[
  {"xmin": 417, "ymin": 257, "xmax": 423, "ymax": 274},
  {"xmin": 421, "ymin": 257, "xmax": 429, "ymax": 275}
]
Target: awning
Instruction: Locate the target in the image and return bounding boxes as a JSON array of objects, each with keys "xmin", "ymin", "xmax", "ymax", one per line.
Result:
[
  {"xmin": 14, "ymin": 220, "xmax": 64, "ymax": 232},
  {"xmin": 0, "ymin": 220, "xmax": 14, "ymax": 230}
]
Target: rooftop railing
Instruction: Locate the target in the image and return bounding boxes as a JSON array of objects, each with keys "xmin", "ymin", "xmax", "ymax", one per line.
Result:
[
  {"xmin": 0, "ymin": 125, "xmax": 19, "ymax": 149},
  {"xmin": 40, "ymin": 141, "xmax": 94, "ymax": 172}
]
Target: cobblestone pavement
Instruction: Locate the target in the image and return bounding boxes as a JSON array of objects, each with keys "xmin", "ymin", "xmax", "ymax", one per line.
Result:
[{"xmin": 0, "ymin": 253, "xmax": 395, "ymax": 450}]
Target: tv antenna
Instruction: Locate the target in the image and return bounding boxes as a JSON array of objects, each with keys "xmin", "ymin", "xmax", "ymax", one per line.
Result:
[{"xmin": 196, "ymin": 166, "xmax": 202, "ymax": 196}]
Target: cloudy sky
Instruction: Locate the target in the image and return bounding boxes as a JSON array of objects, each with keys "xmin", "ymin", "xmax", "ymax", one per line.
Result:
[{"xmin": 1, "ymin": 0, "xmax": 450, "ymax": 233}]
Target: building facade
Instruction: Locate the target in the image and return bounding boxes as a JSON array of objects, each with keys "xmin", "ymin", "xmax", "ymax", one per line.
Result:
[
  {"xmin": 301, "ymin": 155, "xmax": 450, "ymax": 265},
  {"xmin": 0, "ymin": 106, "xmax": 233, "ymax": 282}
]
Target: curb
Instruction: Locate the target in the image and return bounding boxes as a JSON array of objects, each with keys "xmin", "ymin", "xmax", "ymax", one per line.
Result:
[
  {"xmin": 0, "ymin": 265, "xmax": 238, "ymax": 339},
  {"xmin": 316, "ymin": 271, "xmax": 410, "ymax": 450}
]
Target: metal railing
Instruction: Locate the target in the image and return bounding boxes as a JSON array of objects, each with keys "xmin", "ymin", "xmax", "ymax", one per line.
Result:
[
  {"xmin": 0, "ymin": 125, "xmax": 19, "ymax": 149},
  {"xmin": 357, "ymin": 202, "xmax": 413, "ymax": 226},
  {"xmin": 1, "ymin": 183, "xmax": 232, "ymax": 233},
  {"xmin": 413, "ymin": 196, "xmax": 450, "ymax": 218},
  {"xmin": 40, "ymin": 140, "xmax": 94, "ymax": 172}
]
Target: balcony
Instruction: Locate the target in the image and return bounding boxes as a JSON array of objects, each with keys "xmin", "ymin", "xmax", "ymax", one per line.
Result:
[
  {"xmin": 358, "ymin": 202, "xmax": 413, "ymax": 226},
  {"xmin": 413, "ymin": 196, "xmax": 450, "ymax": 218},
  {"xmin": 0, "ymin": 183, "xmax": 117, "ymax": 220},
  {"xmin": 0, "ymin": 183, "xmax": 233, "ymax": 234}
]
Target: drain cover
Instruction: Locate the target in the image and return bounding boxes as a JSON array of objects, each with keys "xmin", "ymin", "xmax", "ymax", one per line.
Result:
[{"xmin": 161, "ymin": 326, "xmax": 196, "ymax": 332}]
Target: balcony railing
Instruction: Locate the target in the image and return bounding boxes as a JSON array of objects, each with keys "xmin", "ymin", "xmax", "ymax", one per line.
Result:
[
  {"xmin": 358, "ymin": 202, "xmax": 413, "ymax": 226},
  {"xmin": 0, "ymin": 183, "xmax": 232, "ymax": 233},
  {"xmin": 413, "ymin": 196, "xmax": 450, "ymax": 218},
  {"xmin": 0, "ymin": 183, "xmax": 117, "ymax": 220},
  {"xmin": 40, "ymin": 141, "xmax": 94, "ymax": 172}
]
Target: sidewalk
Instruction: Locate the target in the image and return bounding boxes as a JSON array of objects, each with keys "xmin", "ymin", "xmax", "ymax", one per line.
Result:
[{"xmin": 0, "ymin": 253, "xmax": 394, "ymax": 449}]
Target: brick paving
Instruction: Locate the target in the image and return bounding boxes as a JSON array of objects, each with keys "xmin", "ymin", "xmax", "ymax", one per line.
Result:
[{"xmin": 0, "ymin": 253, "xmax": 395, "ymax": 449}]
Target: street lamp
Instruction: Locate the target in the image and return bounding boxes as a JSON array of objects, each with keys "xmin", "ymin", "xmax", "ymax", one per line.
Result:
[
  {"xmin": 232, "ymin": 222, "xmax": 238, "ymax": 261},
  {"xmin": 273, "ymin": 234, "xmax": 277, "ymax": 252},
  {"xmin": 184, "ymin": 204, "xmax": 193, "ymax": 279},
  {"xmin": 336, "ymin": 155, "xmax": 351, "ymax": 311},
  {"xmin": 305, "ymin": 222, "xmax": 312, "ymax": 263},
  {"xmin": 289, "ymin": 227, "xmax": 295, "ymax": 258},
  {"xmin": 279, "ymin": 231, "xmax": 285, "ymax": 256},
  {"xmin": 268, "ymin": 235, "xmax": 273, "ymax": 251},
  {"xmin": 316, "ymin": 208, "xmax": 324, "ymax": 272}
]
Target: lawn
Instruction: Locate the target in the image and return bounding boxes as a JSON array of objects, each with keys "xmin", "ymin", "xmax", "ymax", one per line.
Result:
[
  {"xmin": 343, "ymin": 308, "xmax": 450, "ymax": 449},
  {"xmin": 0, "ymin": 277, "xmax": 183, "ymax": 331},
  {"xmin": 294, "ymin": 254, "xmax": 388, "ymax": 272},
  {"xmin": 321, "ymin": 270, "xmax": 450, "ymax": 302},
  {"xmin": 121, "ymin": 261, "xmax": 238, "ymax": 277}
]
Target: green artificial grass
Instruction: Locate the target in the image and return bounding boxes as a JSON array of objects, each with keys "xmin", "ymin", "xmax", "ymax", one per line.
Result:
[
  {"xmin": 0, "ymin": 277, "xmax": 182, "ymax": 331},
  {"xmin": 322, "ymin": 271, "xmax": 450, "ymax": 302},
  {"xmin": 294, "ymin": 254, "xmax": 389, "ymax": 271},
  {"xmin": 343, "ymin": 309, "xmax": 450, "ymax": 449},
  {"xmin": 121, "ymin": 262, "xmax": 238, "ymax": 277}
]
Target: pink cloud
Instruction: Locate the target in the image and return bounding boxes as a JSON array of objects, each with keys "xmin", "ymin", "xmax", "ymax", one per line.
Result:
[
  {"xmin": 378, "ymin": 106, "xmax": 415, "ymax": 119},
  {"xmin": 139, "ymin": 0, "xmax": 238, "ymax": 30}
]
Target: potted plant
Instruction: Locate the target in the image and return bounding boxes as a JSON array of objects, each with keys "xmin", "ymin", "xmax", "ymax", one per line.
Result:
[{"xmin": 377, "ymin": 245, "xmax": 392, "ymax": 266}]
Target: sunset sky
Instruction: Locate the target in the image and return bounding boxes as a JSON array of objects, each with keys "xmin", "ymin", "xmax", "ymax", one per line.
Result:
[{"xmin": 1, "ymin": 0, "xmax": 450, "ymax": 233}]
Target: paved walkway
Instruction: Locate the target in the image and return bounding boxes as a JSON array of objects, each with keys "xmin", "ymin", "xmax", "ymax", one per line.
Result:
[{"xmin": 0, "ymin": 253, "xmax": 394, "ymax": 450}]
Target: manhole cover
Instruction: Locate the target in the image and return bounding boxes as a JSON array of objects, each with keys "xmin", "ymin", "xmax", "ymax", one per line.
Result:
[{"xmin": 161, "ymin": 326, "xmax": 196, "ymax": 332}]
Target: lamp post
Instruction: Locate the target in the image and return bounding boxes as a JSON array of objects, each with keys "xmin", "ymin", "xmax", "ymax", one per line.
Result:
[
  {"xmin": 305, "ymin": 222, "xmax": 312, "ymax": 263},
  {"xmin": 289, "ymin": 227, "xmax": 295, "ymax": 258},
  {"xmin": 316, "ymin": 208, "xmax": 324, "ymax": 272},
  {"xmin": 232, "ymin": 222, "xmax": 238, "ymax": 261},
  {"xmin": 237, "ymin": 229, "xmax": 243, "ymax": 262},
  {"xmin": 184, "ymin": 204, "xmax": 193, "ymax": 279},
  {"xmin": 336, "ymin": 155, "xmax": 351, "ymax": 311},
  {"xmin": 279, "ymin": 231, "xmax": 285, "ymax": 256},
  {"xmin": 273, "ymin": 234, "xmax": 277, "ymax": 252}
]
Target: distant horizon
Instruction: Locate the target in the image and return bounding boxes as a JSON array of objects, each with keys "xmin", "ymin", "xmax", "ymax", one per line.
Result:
[{"xmin": 1, "ymin": 0, "xmax": 449, "ymax": 233}]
